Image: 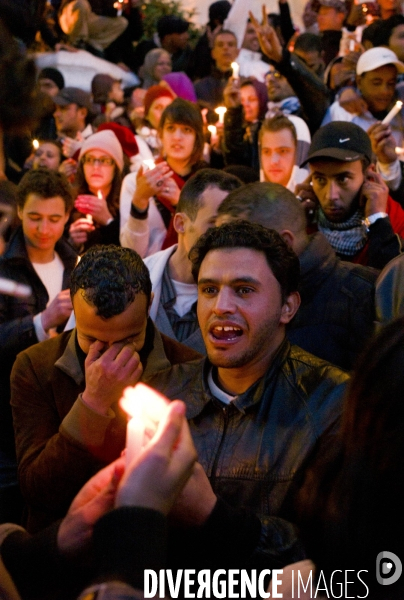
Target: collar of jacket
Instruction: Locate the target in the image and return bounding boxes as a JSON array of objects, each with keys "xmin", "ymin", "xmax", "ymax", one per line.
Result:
[{"xmin": 186, "ymin": 337, "xmax": 291, "ymax": 419}]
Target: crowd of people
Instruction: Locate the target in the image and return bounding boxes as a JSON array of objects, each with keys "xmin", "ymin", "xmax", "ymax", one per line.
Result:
[{"xmin": 1, "ymin": 0, "xmax": 404, "ymax": 598}]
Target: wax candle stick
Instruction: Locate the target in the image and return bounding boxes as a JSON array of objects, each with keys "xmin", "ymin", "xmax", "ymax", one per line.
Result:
[
  {"xmin": 120, "ymin": 383, "xmax": 169, "ymax": 467},
  {"xmin": 143, "ymin": 159, "xmax": 156, "ymax": 170},
  {"xmin": 215, "ymin": 106, "xmax": 227, "ymax": 124},
  {"xmin": 231, "ymin": 61, "xmax": 240, "ymax": 79},
  {"xmin": 382, "ymin": 101, "xmax": 403, "ymax": 125}
]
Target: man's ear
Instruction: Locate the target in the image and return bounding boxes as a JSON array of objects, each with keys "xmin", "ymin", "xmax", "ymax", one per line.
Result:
[
  {"xmin": 148, "ymin": 291, "xmax": 154, "ymax": 315},
  {"xmin": 280, "ymin": 291, "xmax": 300, "ymax": 325},
  {"xmin": 173, "ymin": 212, "xmax": 187, "ymax": 234},
  {"xmin": 279, "ymin": 229, "xmax": 295, "ymax": 248}
]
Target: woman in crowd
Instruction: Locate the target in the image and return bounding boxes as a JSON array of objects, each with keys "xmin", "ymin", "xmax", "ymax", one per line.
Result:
[
  {"xmin": 135, "ymin": 85, "xmax": 175, "ymax": 157},
  {"xmin": 68, "ymin": 130, "xmax": 124, "ymax": 251},
  {"xmin": 32, "ymin": 140, "xmax": 63, "ymax": 172},
  {"xmin": 141, "ymin": 48, "xmax": 172, "ymax": 89},
  {"xmin": 222, "ymin": 78, "xmax": 268, "ymax": 174},
  {"xmin": 120, "ymin": 98, "xmax": 206, "ymax": 257}
]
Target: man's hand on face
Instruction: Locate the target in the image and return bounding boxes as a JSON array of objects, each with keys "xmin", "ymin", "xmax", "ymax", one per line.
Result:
[
  {"xmin": 361, "ymin": 166, "xmax": 389, "ymax": 217},
  {"xmin": 82, "ymin": 340, "xmax": 143, "ymax": 416},
  {"xmin": 367, "ymin": 122, "xmax": 397, "ymax": 165},
  {"xmin": 295, "ymin": 174, "xmax": 318, "ymax": 222}
]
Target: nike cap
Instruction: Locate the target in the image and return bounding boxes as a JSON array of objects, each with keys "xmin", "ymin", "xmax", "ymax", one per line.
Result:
[
  {"xmin": 301, "ymin": 121, "xmax": 372, "ymax": 167},
  {"xmin": 356, "ymin": 47, "xmax": 404, "ymax": 76}
]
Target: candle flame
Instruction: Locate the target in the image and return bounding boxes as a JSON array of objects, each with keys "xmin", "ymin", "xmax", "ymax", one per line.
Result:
[
  {"xmin": 32, "ymin": 139, "xmax": 39, "ymax": 150},
  {"xmin": 143, "ymin": 159, "xmax": 156, "ymax": 170},
  {"xmin": 97, "ymin": 190, "xmax": 103, "ymax": 200},
  {"xmin": 215, "ymin": 106, "xmax": 227, "ymax": 116},
  {"xmin": 120, "ymin": 383, "xmax": 169, "ymax": 420},
  {"xmin": 207, "ymin": 125, "xmax": 217, "ymax": 135}
]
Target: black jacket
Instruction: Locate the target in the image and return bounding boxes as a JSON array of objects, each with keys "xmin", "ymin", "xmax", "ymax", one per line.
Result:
[
  {"xmin": 288, "ymin": 233, "xmax": 378, "ymax": 370},
  {"xmin": 273, "ymin": 49, "xmax": 330, "ymax": 134},
  {"xmin": 0, "ymin": 227, "xmax": 77, "ymax": 456}
]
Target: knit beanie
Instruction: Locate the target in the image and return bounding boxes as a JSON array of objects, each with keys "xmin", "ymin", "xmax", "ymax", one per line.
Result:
[
  {"xmin": 78, "ymin": 130, "xmax": 124, "ymax": 172},
  {"xmin": 144, "ymin": 85, "xmax": 175, "ymax": 118},
  {"xmin": 38, "ymin": 67, "xmax": 65, "ymax": 91}
]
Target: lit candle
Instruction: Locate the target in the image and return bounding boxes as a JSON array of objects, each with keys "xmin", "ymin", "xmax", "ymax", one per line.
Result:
[
  {"xmin": 395, "ymin": 146, "xmax": 404, "ymax": 155},
  {"xmin": 0, "ymin": 278, "xmax": 31, "ymax": 298},
  {"xmin": 120, "ymin": 383, "xmax": 169, "ymax": 467},
  {"xmin": 207, "ymin": 125, "xmax": 217, "ymax": 137},
  {"xmin": 32, "ymin": 139, "xmax": 39, "ymax": 150},
  {"xmin": 215, "ymin": 106, "xmax": 227, "ymax": 124},
  {"xmin": 231, "ymin": 61, "xmax": 240, "ymax": 79},
  {"xmin": 143, "ymin": 159, "xmax": 156, "ymax": 170},
  {"xmin": 349, "ymin": 39, "xmax": 355, "ymax": 52},
  {"xmin": 382, "ymin": 100, "xmax": 403, "ymax": 125}
]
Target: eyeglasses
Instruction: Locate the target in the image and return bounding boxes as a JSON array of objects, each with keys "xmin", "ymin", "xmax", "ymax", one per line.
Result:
[
  {"xmin": 82, "ymin": 156, "xmax": 114, "ymax": 166},
  {"xmin": 265, "ymin": 70, "xmax": 282, "ymax": 80}
]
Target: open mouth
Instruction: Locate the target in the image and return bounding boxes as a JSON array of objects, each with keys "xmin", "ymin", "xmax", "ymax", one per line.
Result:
[{"xmin": 210, "ymin": 325, "xmax": 243, "ymax": 341}]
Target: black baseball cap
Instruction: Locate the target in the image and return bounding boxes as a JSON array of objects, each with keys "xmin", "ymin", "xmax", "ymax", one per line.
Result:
[{"xmin": 301, "ymin": 121, "xmax": 372, "ymax": 167}]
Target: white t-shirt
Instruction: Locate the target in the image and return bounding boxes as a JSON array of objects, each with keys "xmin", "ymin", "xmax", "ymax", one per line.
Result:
[{"xmin": 32, "ymin": 253, "xmax": 64, "ymax": 341}]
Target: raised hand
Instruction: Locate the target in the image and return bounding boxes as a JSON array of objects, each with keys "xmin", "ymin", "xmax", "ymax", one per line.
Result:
[{"xmin": 249, "ymin": 6, "xmax": 283, "ymax": 64}]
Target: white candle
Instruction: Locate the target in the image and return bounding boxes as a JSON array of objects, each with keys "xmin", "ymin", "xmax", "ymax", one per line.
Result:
[
  {"xmin": 382, "ymin": 100, "xmax": 403, "ymax": 125},
  {"xmin": 143, "ymin": 159, "xmax": 156, "ymax": 170},
  {"xmin": 120, "ymin": 383, "xmax": 169, "ymax": 468},
  {"xmin": 349, "ymin": 39, "xmax": 355, "ymax": 52},
  {"xmin": 207, "ymin": 125, "xmax": 217, "ymax": 136},
  {"xmin": 0, "ymin": 278, "xmax": 31, "ymax": 298},
  {"xmin": 215, "ymin": 106, "xmax": 227, "ymax": 124},
  {"xmin": 231, "ymin": 61, "xmax": 240, "ymax": 79}
]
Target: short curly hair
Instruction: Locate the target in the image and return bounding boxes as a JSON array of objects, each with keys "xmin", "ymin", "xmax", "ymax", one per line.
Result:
[
  {"xmin": 189, "ymin": 220, "xmax": 300, "ymax": 302},
  {"xmin": 17, "ymin": 169, "xmax": 74, "ymax": 212},
  {"xmin": 70, "ymin": 245, "xmax": 152, "ymax": 319}
]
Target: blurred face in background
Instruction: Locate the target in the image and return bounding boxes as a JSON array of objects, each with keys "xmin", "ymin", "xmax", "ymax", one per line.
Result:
[
  {"xmin": 33, "ymin": 142, "xmax": 62, "ymax": 171},
  {"xmin": 260, "ymin": 128, "xmax": 296, "ymax": 188},
  {"xmin": 147, "ymin": 96, "xmax": 174, "ymax": 129},
  {"xmin": 240, "ymin": 84, "xmax": 260, "ymax": 123},
  {"xmin": 153, "ymin": 51, "xmax": 172, "ymax": 81}
]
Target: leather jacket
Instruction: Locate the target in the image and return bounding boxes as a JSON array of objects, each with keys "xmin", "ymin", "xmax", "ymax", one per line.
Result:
[{"xmin": 145, "ymin": 338, "xmax": 349, "ymax": 562}]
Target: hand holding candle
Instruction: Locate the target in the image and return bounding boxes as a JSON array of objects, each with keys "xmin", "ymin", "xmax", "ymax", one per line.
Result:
[{"xmin": 120, "ymin": 383, "xmax": 171, "ymax": 467}]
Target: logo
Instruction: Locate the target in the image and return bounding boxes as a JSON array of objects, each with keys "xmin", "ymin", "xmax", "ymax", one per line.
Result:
[
  {"xmin": 376, "ymin": 551, "xmax": 402, "ymax": 586},
  {"xmin": 339, "ymin": 138, "xmax": 350, "ymax": 143}
]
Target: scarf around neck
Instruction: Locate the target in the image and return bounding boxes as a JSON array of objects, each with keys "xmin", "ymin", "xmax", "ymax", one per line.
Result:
[{"xmin": 317, "ymin": 207, "xmax": 367, "ymax": 256}]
